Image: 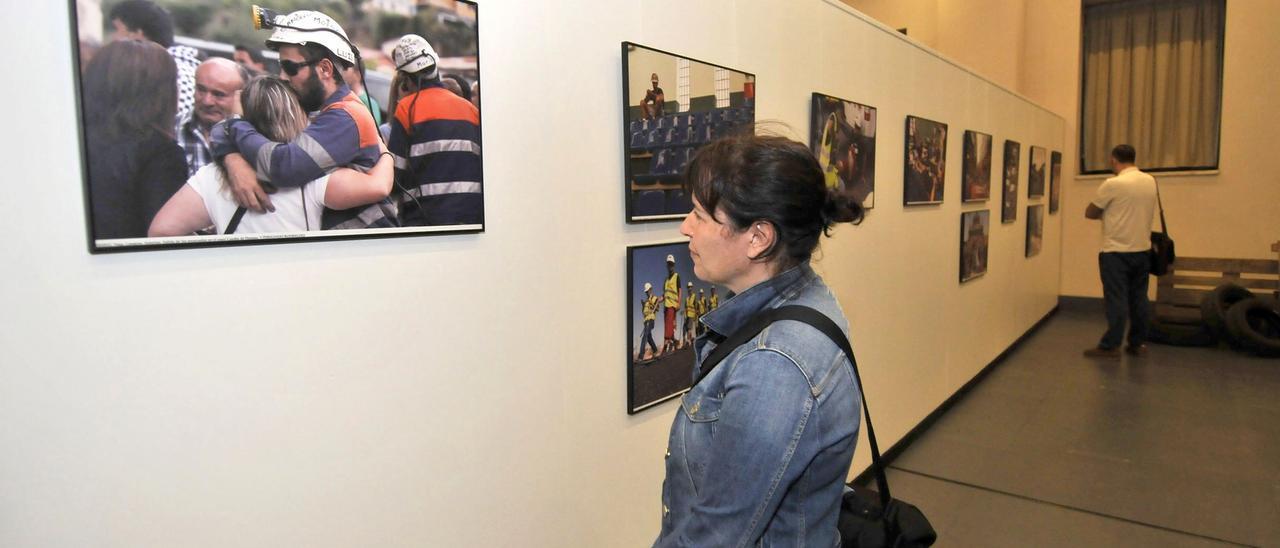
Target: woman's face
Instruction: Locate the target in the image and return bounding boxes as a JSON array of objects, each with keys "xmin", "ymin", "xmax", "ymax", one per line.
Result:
[{"xmin": 680, "ymin": 197, "xmax": 755, "ymax": 289}]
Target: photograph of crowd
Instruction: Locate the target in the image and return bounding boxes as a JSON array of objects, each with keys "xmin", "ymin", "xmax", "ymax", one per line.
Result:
[
  {"xmin": 1026, "ymin": 204, "xmax": 1045, "ymax": 257},
  {"xmin": 1002, "ymin": 139, "xmax": 1021, "ymax": 223},
  {"xmin": 962, "ymin": 130, "xmax": 991, "ymax": 202},
  {"xmin": 810, "ymin": 93, "xmax": 877, "ymax": 209},
  {"xmin": 1028, "ymin": 145, "xmax": 1047, "ymax": 198},
  {"xmin": 622, "ymin": 42, "xmax": 756, "ymax": 223},
  {"xmin": 1049, "ymin": 150, "xmax": 1062, "ymax": 214},
  {"xmin": 959, "ymin": 210, "xmax": 990, "ymax": 283},
  {"xmin": 903, "ymin": 115, "xmax": 947, "ymax": 205},
  {"xmin": 73, "ymin": 0, "xmax": 482, "ymax": 252},
  {"xmin": 627, "ymin": 241, "xmax": 726, "ymax": 414}
]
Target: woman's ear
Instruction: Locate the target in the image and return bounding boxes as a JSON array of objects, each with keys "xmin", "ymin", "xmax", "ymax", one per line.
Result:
[{"xmin": 746, "ymin": 221, "xmax": 777, "ymax": 261}]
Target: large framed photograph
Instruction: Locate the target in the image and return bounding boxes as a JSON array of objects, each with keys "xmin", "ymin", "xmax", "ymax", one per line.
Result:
[
  {"xmin": 1001, "ymin": 140, "xmax": 1021, "ymax": 223},
  {"xmin": 626, "ymin": 240, "xmax": 726, "ymax": 414},
  {"xmin": 960, "ymin": 210, "xmax": 990, "ymax": 283},
  {"xmin": 72, "ymin": 0, "xmax": 482, "ymax": 252},
  {"xmin": 1049, "ymin": 150, "xmax": 1062, "ymax": 214},
  {"xmin": 1028, "ymin": 146, "xmax": 1047, "ymax": 198},
  {"xmin": 622, "ymin": 42, "xmax": 756, "ymax": 223},
  {"xmin": 810, "ymin": 93, "xmax": 877, "ymax": 209},
  {"xmin": 961, "ymin": 130, "xmax": 991, "ymax": 202},
  {"xmin": 904, "ymin": 115, "xmax": 947, "ymax": 205},
  {"xmin": 1026, "ymin": 204, "xmax": 1045, "ymax": 257}
]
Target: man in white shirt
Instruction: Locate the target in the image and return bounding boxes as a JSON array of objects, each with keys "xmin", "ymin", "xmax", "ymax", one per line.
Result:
[{"xmin": 1084, "ymin": 144, "xmax": 1158, "ymax": 358}]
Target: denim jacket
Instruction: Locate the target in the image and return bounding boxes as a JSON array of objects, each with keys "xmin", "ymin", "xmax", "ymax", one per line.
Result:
[{"xmin": 654, "ymin": 263, "xmax": 862, "ymax": 548}]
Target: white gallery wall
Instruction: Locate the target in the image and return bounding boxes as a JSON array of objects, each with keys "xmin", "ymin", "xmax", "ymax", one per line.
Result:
[{"xmin": 0, "ymin": 0, "xmax": 1062, "ymax": 546}]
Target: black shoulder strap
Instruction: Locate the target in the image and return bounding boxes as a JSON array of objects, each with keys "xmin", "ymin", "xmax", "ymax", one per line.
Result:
[
  {"xmin": 696, "ymin": 305, "xmax": 892, "ymax": 509},
  {"xmin": 1153, "ymin": 175, "xmax": 1168, "ymax": 235},
  {"xmin": 225, "ymin": 207, "xmax": 248, "ymax": 234}
]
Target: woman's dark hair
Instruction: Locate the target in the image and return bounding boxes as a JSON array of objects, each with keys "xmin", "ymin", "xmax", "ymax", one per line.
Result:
[
  {"xmin": 109, "ymin": 0, "xmax": 175, "ymax": 48},
  {"xmin": 684, "ymin": 132, "xmax": 865, "ymax": 269},
  {"xmin": 442, "ymin": 74, "xmax": 472, "ymax": 102},
  {"xmin": 82, "ymin": 39, "xmax": 177, "ymax": 141}
]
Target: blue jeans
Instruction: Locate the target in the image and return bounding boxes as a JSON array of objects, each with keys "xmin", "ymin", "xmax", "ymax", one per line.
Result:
[{"xmin": 1099, "ymin": 251, "xmax": 1151, "ymax": 349}]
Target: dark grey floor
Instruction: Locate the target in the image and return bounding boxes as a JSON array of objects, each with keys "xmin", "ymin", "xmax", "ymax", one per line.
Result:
[{"xmin": 878, "ymin": 301, "xmax": 1280, "ymax": 547}]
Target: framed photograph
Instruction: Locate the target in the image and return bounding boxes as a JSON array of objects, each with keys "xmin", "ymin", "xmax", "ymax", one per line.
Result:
[
  {"xmin": 1028, "ymin": 146, "xmax": 1047, "ymax": 198},
  {"xmin": 1001, "ymin": 140, "xmax": 1021, "ymax": 223},
  {"xmin": 1026, "ymin": 204, "xmax": 1045, "ymax": 257},
  {"xmin": 622, "ymin": 42, "xmax": 756, "ymax": 223},
  {"xmin": 960, "ymin": 210, "xmax": 990, "ymax": 283},
  {"xmin": 627, "ymin": 241, "xmax": 726, "ymax": 414},
  {"xmin": 903, "ymin": 115, "xmax": 947, "ymax": 205},
  {"xmin": 961, "ymin": 130, "xmax": 992, "ymax": 202},
  {"xmin": 1049, "ymin": 150, "xmax": 1062, "ymax": 214},
  {"xmin": 72, "ymin": 0, "xmax": 482, "ymax": 252},
  {"xmin": 810, "ymin": 93, "xmax": 877, "ymax": 208}
]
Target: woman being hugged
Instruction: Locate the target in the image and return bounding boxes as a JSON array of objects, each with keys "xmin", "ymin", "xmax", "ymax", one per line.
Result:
[{"xmin": 655, "ymin": 133, "xmax": 865, "ymax": 547}]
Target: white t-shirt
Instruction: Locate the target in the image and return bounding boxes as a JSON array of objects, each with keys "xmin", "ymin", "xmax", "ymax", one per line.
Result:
[
  {"xmin": 187, "ymin": 163, "xmax": 329, "ymax": 234},
  {"xmin": 1092, "ymin": 166, "xmax": 1157, "ymax": 253}
]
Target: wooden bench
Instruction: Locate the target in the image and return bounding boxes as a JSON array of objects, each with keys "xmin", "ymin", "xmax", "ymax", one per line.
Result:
[{"xmin": 1155, "ymin": 255, "xmax": 1280, "ymax": 325}]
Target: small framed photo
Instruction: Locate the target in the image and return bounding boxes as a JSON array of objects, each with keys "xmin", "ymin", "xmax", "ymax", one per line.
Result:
[
  {"xmin": 622, "ymin": 42, "xmax": 756, "ymax": 223},
  {"xmin": 1049, "ymin": 151, "xmax": 1062, "ymax": 213},
  {"xmin": 904, "ymin": 115, "xmax": 948, "ymax": 205},
  {"xmin": 1001, "ymin": 140, "xmax": 1021, "ymax": 223},
  {"xmin": 626, "ymin": 240, "xmax": 726, "ymax": 414},
  {"xmin": 1026, "ymin": 204, "xmax": 1045, "ymax": 257},
  {"xmin": 1028, "ymin": 146, "xmax": 1047, "ymax": 198},
  {"xmin": 811, "ymin": 93, "xmax": 877, "ymax": 209},
  {"xmin": 962, "ymin": 130, "xmax": 992, "ymax": 202},
  {"xmin": 960, "ymin": 210, "xmax": 990, "ymax": 282}
]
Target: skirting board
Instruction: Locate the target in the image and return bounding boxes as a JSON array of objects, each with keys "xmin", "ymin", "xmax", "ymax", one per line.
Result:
[{"xmin": 852, "ymin": 302, "xmax": 1062, "ymax": 487}]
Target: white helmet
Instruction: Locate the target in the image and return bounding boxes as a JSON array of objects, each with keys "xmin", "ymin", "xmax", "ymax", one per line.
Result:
[
  {"xmin": 666, "ymin": 254, "xmax": 675, "ymax": 264},
  {"xmin": 393, "ymin": 34, "xmax": 439, "ymax": 79},
  {"xmin": 643, "ymin": 283, "xmax": 652, "ymax": 292},
  {"xmin": 263, "ymin": 10, "xmax": 355, "ymax": 66}
]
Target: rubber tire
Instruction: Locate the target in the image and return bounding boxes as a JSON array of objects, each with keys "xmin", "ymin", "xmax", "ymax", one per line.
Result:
[
  {"xmin": 1223, "ymin": 298, "xmax": 1280, "ymax": 358},
  {"xmin": 1147, "ymin": 317, "xmax": 1216, "ymax": 347},
  {"xmin": 1200, "ymin": 283, "xmax": 1256, "ymax": 340}
]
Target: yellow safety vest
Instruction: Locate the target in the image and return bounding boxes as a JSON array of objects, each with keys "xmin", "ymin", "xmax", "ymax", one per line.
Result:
[
  {"xmin": 664, "ymin": 273, "xmax": 680, "ymax": 307},
  {"xmin": 686, "ymin": 294, "xmax": 698, "ymax": 318},
  {"xmin": 642, "ymin": 295, "xmax": 660, "ymax": 321},
  {"xmin": 709, "ymin": 294, "xmax": 719, "ymax": 310}
]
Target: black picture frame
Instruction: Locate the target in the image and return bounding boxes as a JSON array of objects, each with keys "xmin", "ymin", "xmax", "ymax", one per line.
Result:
[
  {"xmin": 810, "ymin": 92, "xmax": 877, "ymax": 209},
  {"xmin": 1001, "ymin": 140, "xmax": 1021, "ymax": 223},
  {"xmin": 622, "ymin": 42, "xmax": 756, "ymax": 223},
  {"xmin": 1026, "ymin": 204, "xmax": 1045, "ymax": 257},
  {"xmin": 962, "ymin": 130, "xmax": 992, "ymax": 202},
  {"xmin": 70, "ymin": 0, "xmax": 483, "ymax": 253},
  {"xmin": 1028, "ymin": 146, "xmax": 1047, "ymax": 198},
  {"xmin": 626, "ymin": 240, "xmax": 725, "ymax": 414},
  {"xmin": 903, "ymin": 115, "xmax": 948, "ymax": 205},
  {"xmin": 1049, "ymin": 150, "xmax": 1062, "ymax": 214},
  {"xmin": 960, "ymin": 209, "xmax": 990, "ymax": 283}
]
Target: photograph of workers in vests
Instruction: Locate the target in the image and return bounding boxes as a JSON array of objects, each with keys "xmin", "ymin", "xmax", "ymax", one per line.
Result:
[
  {"xmin": 959, "ymin": 210, "xmax": 990, "ymax": 283},
  {"xmin": 71, "ymin": 0, "xmax": 481, "ymax": 252},
  {"xmin": 962, "ymin": 130, "xmax": 992, "ymax": 202},
  {"xmin": 622, "ymin": 42, "xmax": 756, "ymax": 223},
  {"xmin": 809, "ymin": 93, "xmax": 876, "ymax": 209},
  {"xmin": 626, "ymin": 241, "xmax": 726, "ymax": 414},
  {"xmin": 903, "ymin": 115, "xmax": 948, "ymax": 205},
  {"xmin": 1049, "ymin": 150, "xmax": 1062, "ymax": 214},
  {"xmin": 1028, "ymin": 145, "xmax": 1047, "ymax": 199},
  {"xmin": 1002, "ymin": 139, "xmax": 1021, "ymax": 223},
  {"xmin": 1026, "ymin": 204, "xmax": 1045, "ymax": 257}
]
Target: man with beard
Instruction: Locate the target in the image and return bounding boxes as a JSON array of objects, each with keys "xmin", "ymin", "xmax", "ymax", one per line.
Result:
[
  {"xmin": 175, "ymin": 58, "xmax": 248, "ymax": 177},
  {"xmin": 210, "ymin": 10, "xmax": 394, "ymax": 230}
]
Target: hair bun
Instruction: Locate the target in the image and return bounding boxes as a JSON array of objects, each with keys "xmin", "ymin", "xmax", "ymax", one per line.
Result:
[{"xmin": 823, "ymin": 188, "xmax": 866, "ymax": 226}]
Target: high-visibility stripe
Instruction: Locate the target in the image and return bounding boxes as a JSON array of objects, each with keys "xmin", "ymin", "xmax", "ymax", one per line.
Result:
[
  {"xmin": 405, "ymin": 181, "xmax": 482, "ymax": 198},
  {"xmin": 392, "ymin": 153, "xmax": 408, "ymax": 170},
  {"xmin": 395, "ymin": 87, "xmax": 479, "ymax": 128},
  {"xmin": 410, "ymin": 139, "xmax": 481, "ymax": 157},
  {"xmin": 294, "ymin": 131, "xmax": 336, "ymax": 171}
]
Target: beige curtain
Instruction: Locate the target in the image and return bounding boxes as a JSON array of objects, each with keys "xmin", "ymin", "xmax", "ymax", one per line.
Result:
[{"xmin": 1081, "ymin": 0, "xmax": 1224, "ymax": 172}]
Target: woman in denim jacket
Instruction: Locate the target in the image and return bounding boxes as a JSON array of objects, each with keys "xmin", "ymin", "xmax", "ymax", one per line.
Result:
[{"xmin": 654, "ymin": 134, "xmax": 865, "ymax": 547}]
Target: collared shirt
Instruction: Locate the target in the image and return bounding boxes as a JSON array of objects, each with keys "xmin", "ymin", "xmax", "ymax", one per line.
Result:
[
  {"xmin": 1092, "ymin": 166, "xmax": 1157, "ymax": 253},
  {"xmin": 655, "ymin": 263, "xmax": 861, "ymax": 548},
  {"xmin": 174, "ymin": 114, "xmax": 212, "ymax": 178}
]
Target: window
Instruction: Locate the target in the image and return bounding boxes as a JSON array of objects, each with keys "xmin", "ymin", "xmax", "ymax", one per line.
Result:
[{"xmin": 1079, "ymin": 0, "xmax": 1225, "ymax": 174}]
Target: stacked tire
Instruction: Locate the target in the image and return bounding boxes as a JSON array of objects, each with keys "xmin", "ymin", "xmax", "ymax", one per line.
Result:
[{"xmin": 1195, "ymin": 283, "xmax": 1280, "ymax": 358}]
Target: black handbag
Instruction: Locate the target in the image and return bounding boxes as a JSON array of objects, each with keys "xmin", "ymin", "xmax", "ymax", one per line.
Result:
[
  {"xmin": 1150, "ymin": 177, "xmax": 1175, "ymax": 276},
  {"xmin": 697, "ymin": 306, "xmax": 936, "ymax": 547}
]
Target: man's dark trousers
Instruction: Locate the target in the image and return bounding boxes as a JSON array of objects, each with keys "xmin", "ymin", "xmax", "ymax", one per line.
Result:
[{"xmin": 1099, "ymin": 251, "xmax": 1151, "ymax": 349}]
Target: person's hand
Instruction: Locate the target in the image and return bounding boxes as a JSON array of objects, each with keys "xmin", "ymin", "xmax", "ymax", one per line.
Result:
[{"xmin": 224, "ymin": 153, "xmax": 274, "ymax": 212}]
